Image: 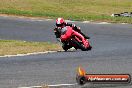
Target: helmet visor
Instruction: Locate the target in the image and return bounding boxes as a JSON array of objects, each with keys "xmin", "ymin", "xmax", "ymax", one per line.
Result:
[{"xmin": 56, "ymin": 23, "xmax": 63, "ymax": 27}]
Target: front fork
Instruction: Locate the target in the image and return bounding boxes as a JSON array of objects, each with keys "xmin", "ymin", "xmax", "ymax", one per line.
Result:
[{"xmin": 74, "ymin": 36, "xmax": 90, "ymax": 48}]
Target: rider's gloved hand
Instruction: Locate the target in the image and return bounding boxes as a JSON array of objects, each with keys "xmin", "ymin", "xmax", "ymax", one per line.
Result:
[
  {"xmin": 72, "ymin": 24, "xmax": 81, "ymax": 31},
  {"xmin": 72, "ymin": 24, "xmax": 76, "ymax": 27},
  {"xmin": 77, "ymin": 26, "xmax": 81, "ymax": 30}
]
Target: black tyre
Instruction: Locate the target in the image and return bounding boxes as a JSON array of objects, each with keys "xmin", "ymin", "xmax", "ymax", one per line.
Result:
[
  {"xmin": 71, "ymin": 39, "xmax": 87, "ymax": 51},
  {"xmin": 62, "ymin": 43, "xmax": 73, "ymax": 51},
  {"xmin": 62, "ymin": 44, "xmax": 68, "ymax": 51},
  {"xmin": 87, "ymin": 45, "xmax": 92, "ymax": 50}
]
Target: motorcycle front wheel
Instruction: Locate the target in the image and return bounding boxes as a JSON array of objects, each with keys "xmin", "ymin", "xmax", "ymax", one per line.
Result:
[{"xmin": 71, "ymin": 38, "xmax": 88, "ymax": 51}]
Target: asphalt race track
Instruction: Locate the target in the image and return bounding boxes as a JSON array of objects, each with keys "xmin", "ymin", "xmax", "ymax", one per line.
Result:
[{"xmin": 0, "ymin": 16, "xmax": 132, "ymax": 88}]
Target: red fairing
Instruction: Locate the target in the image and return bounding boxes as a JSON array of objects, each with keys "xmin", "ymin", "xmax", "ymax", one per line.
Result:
[
  {"xmin": 61, "ymin": 26, "xmax": 73, "ymax": 41},
  {"xmin": 61, "ymin": 26, "xmax": 90, "ymax": 48},
  {"xmin": 72, "ymin": 30, "xmax": 90, "ymax": 48}
]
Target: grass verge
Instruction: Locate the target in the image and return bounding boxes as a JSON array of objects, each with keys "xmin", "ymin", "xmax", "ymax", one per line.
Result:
[
  {"xmin": 0, "ymin": 0, "xmax": 132, "ymax": 23},
  {"xmin": 0, "ymin": 40, "xmax": 62, "ymax": 56}
]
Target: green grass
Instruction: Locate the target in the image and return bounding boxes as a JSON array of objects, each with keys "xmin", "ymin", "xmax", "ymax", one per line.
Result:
[
  {"xmin": 0, "ymin": 40, "xmax": 62, "ymax": 56},
  {"xmin": 0, "ymin": 0, "xmax": 132, "ymax": 23}
]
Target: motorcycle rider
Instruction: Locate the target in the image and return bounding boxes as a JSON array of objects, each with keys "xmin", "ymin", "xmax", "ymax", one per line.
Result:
[
  {"xmin": 54, "ymin": 18, "xmax": 90, "ymax": 51},
  {"xmin": 54, "ymin": 18, "xmax": 90, "ymax": 40}
]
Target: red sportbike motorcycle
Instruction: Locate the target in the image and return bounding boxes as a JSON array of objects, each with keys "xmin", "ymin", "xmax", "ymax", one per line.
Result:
[{"xmin": 60, "ymin": 26, "xmax": 92, "ymax": 51}]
